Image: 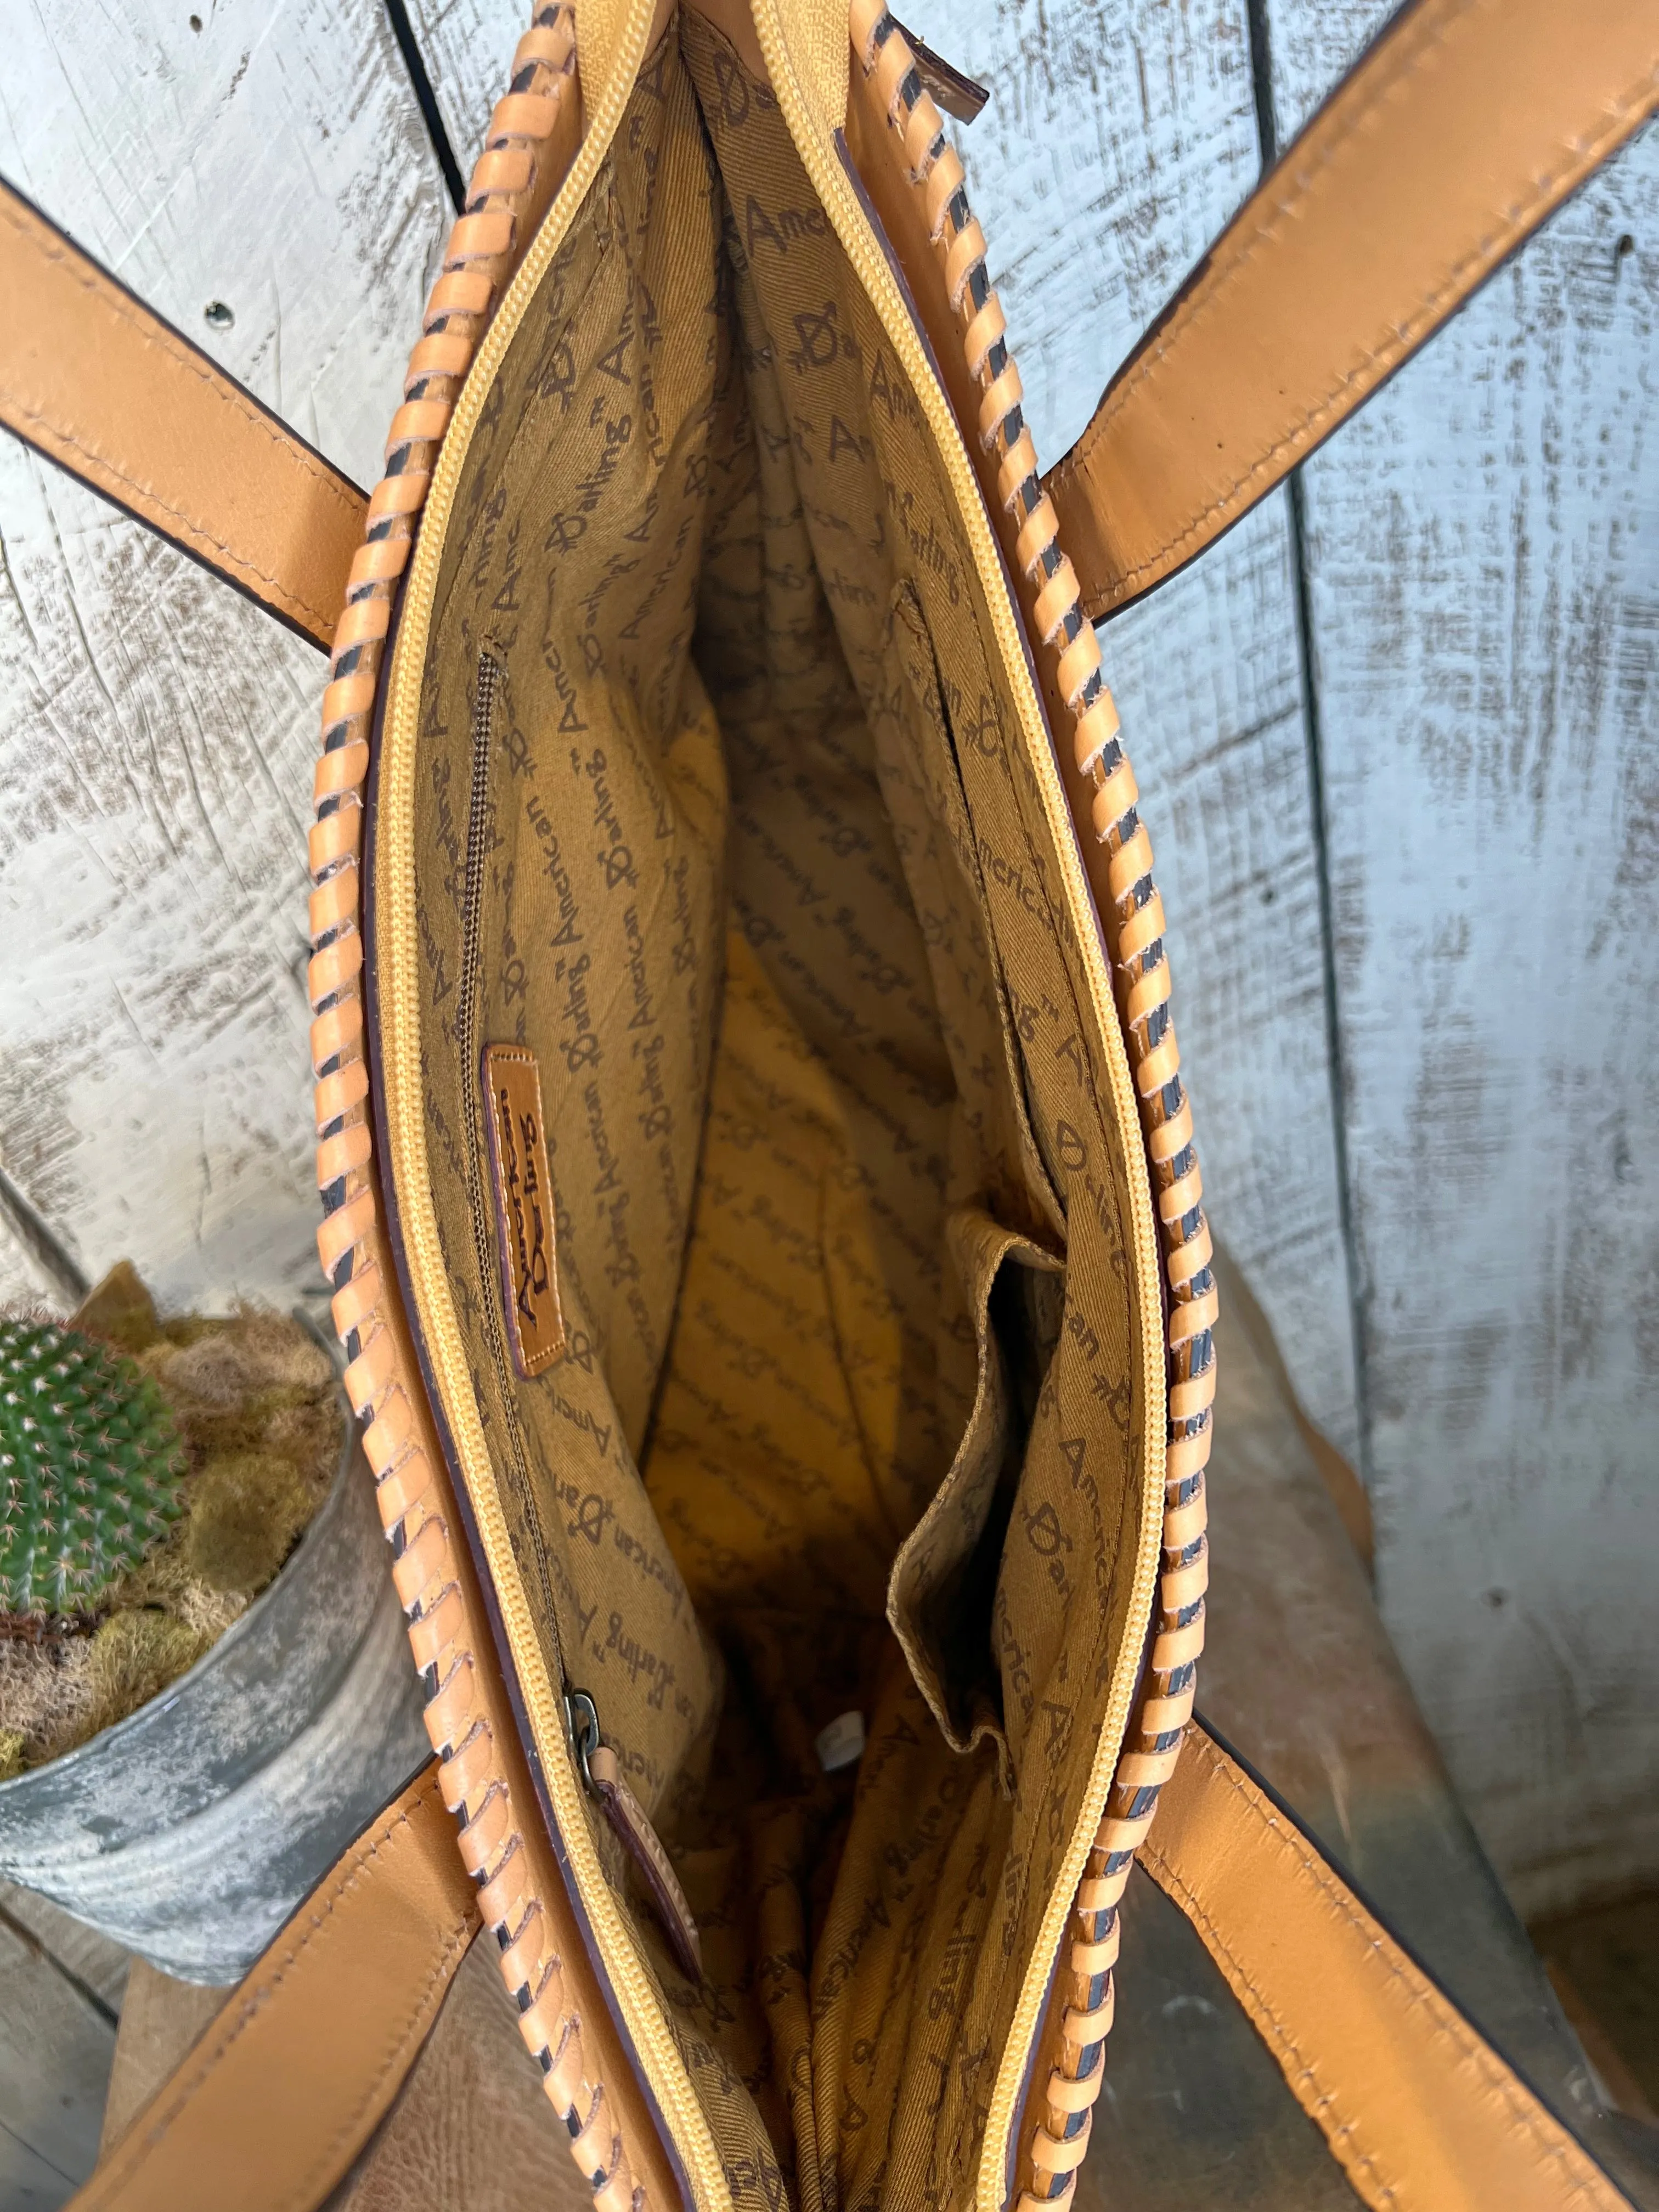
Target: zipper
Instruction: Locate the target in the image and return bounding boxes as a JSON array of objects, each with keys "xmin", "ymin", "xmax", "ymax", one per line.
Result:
[
  {"xmin": 456, "ymin": 651, "xmax": 505, "ymax": 1336},
  {"xmin": 380, "ymin": 20, "xmax": 731, "ymax": 2200},
  {"xmin": 379, "ymin": 2, "xmax": 1167, "ymax": 2204},
  {"xmin": 743, "ymin": 16, "xmax": 1169, "ymax": 2204},
  {"xmin": 458, "ymin": 652, "xmax": 566, "ymax": 1688}
]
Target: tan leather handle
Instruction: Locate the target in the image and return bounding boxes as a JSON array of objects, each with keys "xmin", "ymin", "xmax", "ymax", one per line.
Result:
[
  {"xmin": 1140, "ymin": 1723, "xmax": 1632, "ymax": 2212},
  {"xmin": 0, "ymin": 181, "xmax": 368, "ymax": 650},
  {"xmin": 66, "ymin": 1763, "xmax": 478, "ymax": 2212},
  {"xmin": 1043, "ymin": 0, "xmax": 1659, "ymax": 621}
]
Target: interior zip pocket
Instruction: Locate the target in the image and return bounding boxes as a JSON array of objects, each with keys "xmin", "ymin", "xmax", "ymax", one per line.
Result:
[{"xmin": 454, "ymin": 653, "xmax": 565, "ymax": 1677}]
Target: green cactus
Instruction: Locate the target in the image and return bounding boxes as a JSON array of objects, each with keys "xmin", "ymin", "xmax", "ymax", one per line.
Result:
[{"xmin": 0, "ymin": 1318, "xmax": 185, "ymax": 1621}]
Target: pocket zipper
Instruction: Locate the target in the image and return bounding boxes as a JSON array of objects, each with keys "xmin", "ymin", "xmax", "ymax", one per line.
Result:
[
  {"xmin": 463, "ymin": 667, "xmax": 697, "ymax": 1984},
  {"xmin": 566, "ymin": 1688, "xmax": 703, "ymax": 1982}
]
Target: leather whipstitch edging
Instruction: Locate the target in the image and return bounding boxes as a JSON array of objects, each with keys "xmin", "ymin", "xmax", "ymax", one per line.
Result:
[
  {"xmin": 846, "ymin": 9, "xmax": 1215, "ymax": 2210},
  {"xmin": 90, "ymin": 1771, "xmax": 470, "ymax": 2202},
  {"xmin": 304, "ymin": 16, "xmax": 657, "ymax": 2212},
  {"xmin": 1140, "ymin": 1734, "xmax": 1627, "ymax": 2209}
]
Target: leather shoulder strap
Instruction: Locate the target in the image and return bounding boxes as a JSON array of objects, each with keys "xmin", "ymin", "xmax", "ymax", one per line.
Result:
[
  {"xmin": 1045, "ymin": 0, "xmax": 1659, "ymax": 621},
  {"xmin": 0, "ymin": 182, "xmax": 367, "ymax": 650},
  {"xmin": 67, "ymin": 1763, "xmax": 478, "ymax": 2212},
  {"xmin": 1139, "ymin": 1722, "xmax": 1633, "ymax": 2212}
]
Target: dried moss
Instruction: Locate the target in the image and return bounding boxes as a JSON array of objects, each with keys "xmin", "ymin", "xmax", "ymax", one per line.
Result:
[
  {"xmin": 185, "ymin": 1454, "xmax": 317, "ymax": 1595},
  {"xmin": 0, "ymin": 1272, "xmax": 343, "ymax": 1776},
  {"xmin": 83, "ymin": 1611, "xmax": 211, "ymax": 1737}
]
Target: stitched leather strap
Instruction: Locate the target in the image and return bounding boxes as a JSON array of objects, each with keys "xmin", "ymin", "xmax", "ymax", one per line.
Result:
[
  {"xmin": 1139, "ymin": 1722, "xmax": 1632, "ymax": 2212},
  {"xmin": 0, "ymin": 181, "xmax": 367, "ymax": 650},
  {"xmin": 67, "ymin": 1762, "xmax": 479, "ymax": 2212},
  {"xmin": 1043, "ymin": 0, "xmax": 1659, "ymax": 620}
]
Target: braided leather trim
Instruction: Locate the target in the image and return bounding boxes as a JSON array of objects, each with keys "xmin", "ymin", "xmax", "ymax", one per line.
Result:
[
  {"xmin": 306, "ymin": 18, "xmax": 652, "ymax": 2212},
  {"xmin": 845, "ymin": 9, "xmax": 1215, "ymax": 2208}
]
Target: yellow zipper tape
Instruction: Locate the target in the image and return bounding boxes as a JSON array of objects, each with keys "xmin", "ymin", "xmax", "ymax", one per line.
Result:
[
  {"xmin": 381, "ymin": 3, "xmax": 1168, "ymax": 2207},
  {"xmin": 380, "ymin": 2, "xmax": 730, "ymax": 2205},
  {"xmin": 747, "ymin": 7, "xmax": 1167, "ymax": 2205}
]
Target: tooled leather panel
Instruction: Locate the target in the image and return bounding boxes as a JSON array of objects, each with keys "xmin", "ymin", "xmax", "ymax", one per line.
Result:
[
  {"xmin": 1043, "ymin": 0, "xmax": 1659, "ymax": 620},
  {"xmin": 0, "ymin": 183, "xmax": 366, "ymax": 648}
]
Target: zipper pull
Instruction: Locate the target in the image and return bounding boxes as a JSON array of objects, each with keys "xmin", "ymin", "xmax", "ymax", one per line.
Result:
[{"xmin": 565, "ymin": 1689, "xmax": 702, "ymax": 1982}]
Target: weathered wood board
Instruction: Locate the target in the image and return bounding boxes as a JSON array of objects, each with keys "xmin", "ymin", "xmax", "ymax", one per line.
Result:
[
  {"xmin": 1263, "ymin": 10, "xmax": 1659, "ymax": 1911},
  {"xmin": 0, "ymin": 454, "xmax": 335, "ymax": 1319},
  {"xmin": 405, "ymin": 0, "xmax": 529, "ymax": 168},
  {"xmin": 0, "ymin": 0, "xmax": 450, "ymax": 1320},
  {"xmin": 0, "ymin": 1899, "xmax": 118, "ymax": 2209},
  {"xmin": 1, "ymin": 1883, "xmax": 131, "ymax": 2019}
]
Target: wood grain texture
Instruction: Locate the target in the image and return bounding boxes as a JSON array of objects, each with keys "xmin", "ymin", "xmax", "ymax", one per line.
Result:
[
  {"xmin": 0, "ymin": 0, "xmax": 450, "ymax": 1317},
  {"xmin": 1, "ymin": 1884, "xmax": 131, "ymax": 2018},
  {"xmin": 1266, "ymin": 4, "xmax": 1659, "ymax": 1913},
  {"xmin": 0, "ymin": 449, "xmax": 333, "ymax": 1318},
  {"xmin": 98, "ymin": 1962, "xmax": 223, "ymax": 2160},
  {"xmin": 403, "ymin": 0, "xmax": 529, "ymax": 169},
  {"xmin": 900, "ymin": 0, "xmax": 1361, "ymax": 1454},
  {"xmin": 0, "ymin": 1909, "xmax": 116, "ymax": 2209}
]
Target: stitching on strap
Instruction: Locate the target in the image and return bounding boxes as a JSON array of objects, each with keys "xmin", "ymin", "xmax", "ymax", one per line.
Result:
[
  {"xmin": 93, "ymin": 1771, "xmax": 469, "ymax": 2194},
  {"xmin": 1056, "ymin": 0, "xmax": 1490, "ymax": 479},
  {"xmin": 1045, "ymin": 0, "xmax": 1659, "ymax": 604},
  {"xmin": 0, "ymin": 196, "xmax": 363, "ymax": 630},
  {"xmin": 0, "ymin": 196, "xmax": 365, "ymax": 518},
  {"xmin": 1093, "ymin": 66, "xmax": 1659, "ymax": 603},
  {"xmin": 1141, "ymin": 1735, "xmax": 1626, "ymax": 2204},
  {"xmin": 3, "ymin": 392, "xmax": 344, "ymax": 633}
]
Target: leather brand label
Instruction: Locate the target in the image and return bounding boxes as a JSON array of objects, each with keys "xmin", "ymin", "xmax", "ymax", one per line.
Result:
[{"xmin": 481, "ymin": 1045, "xmax": 565, "ymax": 1377}]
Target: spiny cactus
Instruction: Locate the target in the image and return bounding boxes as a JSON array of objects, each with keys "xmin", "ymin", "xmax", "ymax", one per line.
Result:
[{"xmin": 0, "ymin": 1318, "xmax": 185, "ymax": 1621}]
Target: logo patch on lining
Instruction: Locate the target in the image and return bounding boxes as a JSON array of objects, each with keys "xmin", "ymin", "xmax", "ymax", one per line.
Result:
[{"xmin": 482, "ymin": 1044, "xmax": 565, "ymax": 1377}]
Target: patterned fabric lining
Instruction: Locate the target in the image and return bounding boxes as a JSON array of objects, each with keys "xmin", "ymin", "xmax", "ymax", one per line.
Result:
[{"xmin": 404, "ymin": 21, "xmax": 1151, "ymax": 2209}]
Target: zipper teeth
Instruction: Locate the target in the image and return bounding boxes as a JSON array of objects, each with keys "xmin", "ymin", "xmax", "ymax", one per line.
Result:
[
  {"xmin": 456, "ymin": 654, "xmax": 506, "ymax": 1365},
  {"xmin": 380, "ymin": 9, "xmax": 730, "ymax": 2206},
  {"xmin": 745, "ymin": 9, "xmax": 1169, "ymax": 2206},
  {"xmin": 458, "ymin": 653, "xmax": 498, "ymax": 1083},
  {"xmin": 385, "ymin": 8, "xmax": 1166, "ymax": 2210}
]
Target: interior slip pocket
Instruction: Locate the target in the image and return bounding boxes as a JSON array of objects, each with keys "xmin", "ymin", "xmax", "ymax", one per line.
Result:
[
  {"xmin": 886, "ymin": 1206, "xmax": 1063, "ymax": 1789},
  {"xmin": 876, "ymin": 581, "xmax": 1066, "ymax": 1244}
]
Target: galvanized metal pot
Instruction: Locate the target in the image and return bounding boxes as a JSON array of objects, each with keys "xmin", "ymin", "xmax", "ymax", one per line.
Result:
[{"xmin": 0, "ymin": 1414, "xmax": 429, "ymax": 1983}]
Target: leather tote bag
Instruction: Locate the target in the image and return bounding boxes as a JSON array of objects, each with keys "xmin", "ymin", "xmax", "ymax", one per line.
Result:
[{"xmin": 3, "ymin": 1, "xmax": 1654, "ymax": 2207}]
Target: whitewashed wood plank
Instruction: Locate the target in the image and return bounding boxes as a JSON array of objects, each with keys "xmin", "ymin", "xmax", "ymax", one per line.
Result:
[
  {"xmin": 0, "ymin": 0, "xmax": 450, "ymax": 1316},
  {"xmin": 404, "ymin": 0, "xmax": 529, "ymax": 169},
  {"xmin": 0, "ymin": 447, "xmax": 329, "ymax": 1319},
  {"xmin": 1, "ymin": 1886, "xmax": 131, "ymax": 2019},
  {"xmin": 0, "ymin": 0, "xmax": 449, "ymax": 490},
  {"xmin": 1265, "ymin": 2, "xmax": 1659, "ymax": 1913},
  {"xmin": 900, "ymin": 0, "xmax": 1361, "ymax": 1454},
  {"xmin": 0, "ymin": 1912, "xmax": 115, "ymax": 2207}
]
